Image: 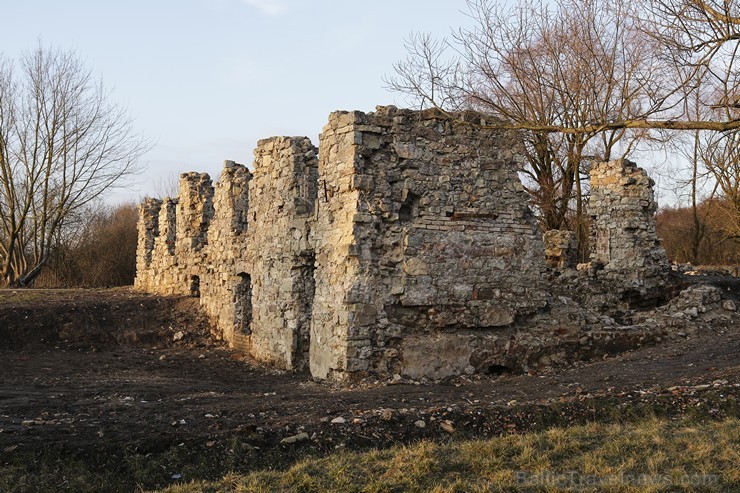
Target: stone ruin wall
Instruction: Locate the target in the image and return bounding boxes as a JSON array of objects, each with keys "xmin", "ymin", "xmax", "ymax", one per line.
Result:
[
  {"xmin": 136, "ymin": 107, "xmax": 671, "ymax": 381},
  {"xmin": 247, "ymin": 137, "xmax": 317, "ymax": 371},
  {"xmin": 589, "ymin": 159, "xmax": 669, "ymax": 274},
  {"xmin": 311, "ymin": 108, "xmax": 548, "ymax": 380},
  {"xmin": 197, "ymin": 162, "xmax": 249, "ymax": 348},
  {"xmin": 585, "ymin": 159, "xmax": 671, "ymax": 310}
]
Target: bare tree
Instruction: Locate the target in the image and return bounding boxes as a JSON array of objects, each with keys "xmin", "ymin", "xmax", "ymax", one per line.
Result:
[
  {"xmin": 0, "ymin": 46, "xmax": 147, "ymax": 287},
  {"xmin": 699, "ymin": 131, "xmax": 740, "ymax": 241},
  {"xmin": 647, "ymin": 1, "xmax": 740, "ymax": 117},
  {"xmin": 388, "ymin": 0, "xmax": 673, "ymax": 248}
]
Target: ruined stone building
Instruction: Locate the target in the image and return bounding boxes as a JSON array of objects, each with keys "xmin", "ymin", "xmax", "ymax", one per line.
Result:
[{"xmin": 135, "ymin": 106, "xmax": 670, "ymax": 381}]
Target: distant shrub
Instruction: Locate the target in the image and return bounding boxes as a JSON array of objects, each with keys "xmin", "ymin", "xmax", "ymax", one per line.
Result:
[
  {"xmin": 35, "ymin": 204, "xmax": 138, "ymax": 288},
  {"xmin": 657, "ymin": 198, "xmax": 739, "ymax": 265}
]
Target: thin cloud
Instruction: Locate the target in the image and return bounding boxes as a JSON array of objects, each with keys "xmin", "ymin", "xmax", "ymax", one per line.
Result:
[{"xmin": 240, "ymin": 0, "xmax": 288, "ymax": 16}]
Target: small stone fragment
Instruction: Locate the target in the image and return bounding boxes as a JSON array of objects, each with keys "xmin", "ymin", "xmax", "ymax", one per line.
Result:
[
  {"xmin": 683, "ymin": 307, "xmax": 699, "ymax": 318},
  {"xmin": 414, "ymin": 420, "xmax": 426, "ymax": 428},
  {"xmin": 331, "ymin": 417, "xmax": 346, "ymax": 424},
  {"xmin": 280, "ymin": 432, "xmax": 309, "ymax": 444},
  {"xmin": 440, "ymin": 420, "xmax": 455, "ymax": 433}
]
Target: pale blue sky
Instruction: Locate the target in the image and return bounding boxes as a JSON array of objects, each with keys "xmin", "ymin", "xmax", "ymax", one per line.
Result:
[{"xmin": 1, "ymin": 0, "xmax": 470, "ymax": 202}]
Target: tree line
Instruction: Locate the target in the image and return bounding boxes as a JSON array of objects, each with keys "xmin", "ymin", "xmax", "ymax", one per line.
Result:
[{"xmin": 32, "ymin": 203, "xmax": 138, "ymax": 288}]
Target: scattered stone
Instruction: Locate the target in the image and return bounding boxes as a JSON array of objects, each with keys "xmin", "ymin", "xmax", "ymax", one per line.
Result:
[
  {"xmin": 380, "ymin": 409, "xmax": 394, "ymax": 421},
  {"xmin": 330, "ymin": 417, "xmax": 346, "ymax": 424},
  {"xmin": 173, "ymin": 331, "xmax": 184, "ymax": 342},
  {"xmin": 414, "ymin": 420, "xmax": 426, "ymax": 429},
  {"xmin": 440, "ymin": 420, "xmax": 455, "ymax": 434},
  {"xmin": 722, "ymin": 300, "xmax": 737, "ymax": 312},
  {"xmin": 280, "ymin": 432, "xmax": 309, "ymax": 444}
]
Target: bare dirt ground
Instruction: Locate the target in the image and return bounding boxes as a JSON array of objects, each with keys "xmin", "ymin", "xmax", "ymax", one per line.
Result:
[{"xmin": 0, "ymin": 284, "xmax": 738, "ymax": 490}]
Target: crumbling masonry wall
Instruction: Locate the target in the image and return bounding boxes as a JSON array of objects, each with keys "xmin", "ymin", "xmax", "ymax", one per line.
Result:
[
  {"xmin": 311, "ymin": 108, "xmax": 548, "ymax": 380},
  {"xmin": 135, "ymin": 173, "xmax": 214, "ymax": 296},
  {"xmin": 587, "ymin": 159, "xmax": 670, "ymax": 308},
  {"xmin": 247, "ymin": 137, "xmax": 317, "ymax": 371},
  {"xmin": 198, "ymin": 161, "xmax": 250, "ymax": 346},
  {"xmin": 135, "ymin": 107, "xmax": 672, "ymax": 381}
]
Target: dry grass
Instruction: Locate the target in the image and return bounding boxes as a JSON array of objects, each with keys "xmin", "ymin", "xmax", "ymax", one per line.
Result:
[{"xmin": 158, "ymin": 417, "xmax": 739, "ymax": 493}]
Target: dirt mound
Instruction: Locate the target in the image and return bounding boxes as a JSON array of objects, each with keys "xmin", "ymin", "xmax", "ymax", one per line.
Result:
[{"xmin": 0, "ymin": 287, "xmax": 216, "ymax": 350}]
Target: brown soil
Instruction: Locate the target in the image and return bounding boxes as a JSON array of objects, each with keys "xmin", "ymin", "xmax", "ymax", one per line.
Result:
[{"xmin": 0, "ymin": 286, "xmax": 737, "ymax": 490}]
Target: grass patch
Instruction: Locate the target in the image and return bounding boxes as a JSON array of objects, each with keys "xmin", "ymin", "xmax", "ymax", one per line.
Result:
[
  {"xmin": 160, "ymin": 417, "xmax": 739, "ymax": 493},
  {"xmin": 2, "ymin": 393, "xmax": 737, "ymax": 492}
]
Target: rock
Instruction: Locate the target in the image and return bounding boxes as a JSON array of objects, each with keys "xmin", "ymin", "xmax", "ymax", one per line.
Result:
[
  {"xmin": 722, "ymin": 299, "xmax": 737, "ymax": 312},
  {"xmin": 440, "ymin": 420, "xmax": 455, "ymax": 433},
  {"xmin": 380, "ymin": 409, "xmax": 394, "ymax": 421},
  {"xmin": 173, "ymin": 331, "xmax": 185, "ymax": 341},
  {"xmin": 331, "ymin": 417, "xmax": 346, "ymax": 424},
  {"xmin": 280, "ymin": 432, "xmax": 309, "ymax": 444},
  {"xmin": 414, "ymin": 420, "xmax": 426, "ymax": 428},
  {"xmin": 683, "ymin": 307, "xmax": 699, "ymax": 318}
]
